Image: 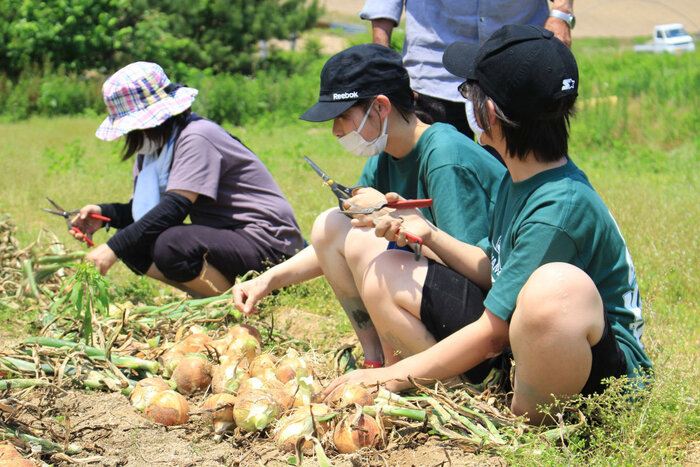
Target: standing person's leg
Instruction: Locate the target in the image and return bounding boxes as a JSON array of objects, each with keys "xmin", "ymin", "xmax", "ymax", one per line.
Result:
[
  {"xmin": 311, "ymin": 209, "xmax": 389, "ymax": 365},
  {"xmin": 508, "ymin": 262, "xmax": 607, "ymax": 424}
]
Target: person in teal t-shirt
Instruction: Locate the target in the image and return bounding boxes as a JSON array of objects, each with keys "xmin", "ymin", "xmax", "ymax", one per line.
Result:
[
  {"xmin": 324, "ymin": 25, "xmax": 652, "ymax": 425},
  {"xmin": 233, "ymin": 44, "xmax": 505, "ymax": 369}
]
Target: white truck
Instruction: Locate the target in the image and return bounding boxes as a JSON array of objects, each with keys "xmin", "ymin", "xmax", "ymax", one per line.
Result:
[{"xmin": 634, "ymin": 24, "xmax": 695, "ymax": 54}]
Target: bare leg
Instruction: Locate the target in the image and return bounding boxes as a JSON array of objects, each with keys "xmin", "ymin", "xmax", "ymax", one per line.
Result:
[
  {"xmin": 146, "ymin": 263, "xmax": 232, "ymax": 298},
  {"xmin": 509, "ymin": 262, "xmax": 605, "ymax": 424},
  {"xmin": 347, "ymin": 245, "xmax": 436, "ymax": 365},
  {"xmin": 311, "ymin": 209, "xmax": 388, "ymax": 363}
]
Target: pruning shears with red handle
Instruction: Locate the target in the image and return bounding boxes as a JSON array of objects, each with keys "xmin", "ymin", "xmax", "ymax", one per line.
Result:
[
  {"xmin": 304, "ymin": 155, "xmax": 432, "ymax": 261},
  {"xmin": 42, "ymin": 197, "xmax": 111, "ymax": 247}
]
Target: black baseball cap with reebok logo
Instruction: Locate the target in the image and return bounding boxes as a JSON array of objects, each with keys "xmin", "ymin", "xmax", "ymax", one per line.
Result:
[
  {"xmin": 442, "ymin": 24, "xmax": 578, "ymax": 120},
  {"xmin": 300, "ymin": 43, "xmax": 412, "ymax": 122}
]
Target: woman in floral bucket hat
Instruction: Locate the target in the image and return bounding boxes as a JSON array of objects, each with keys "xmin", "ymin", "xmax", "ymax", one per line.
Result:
[{"xmin": 71, "ymin": 62, "xmax": 305, "ymax": 297}]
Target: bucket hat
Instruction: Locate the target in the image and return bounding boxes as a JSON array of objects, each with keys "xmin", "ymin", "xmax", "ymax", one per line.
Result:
[
  {"xmin": 300, "ymin": 44, "xmax": 411, "ymax": 122},
  {"xmin": 442, "ymin": 24, "xmax": 578, "ymax": 120},
  {"xmin": 96, "ymin": 62, "xmax": 198, "ymax": 141}
]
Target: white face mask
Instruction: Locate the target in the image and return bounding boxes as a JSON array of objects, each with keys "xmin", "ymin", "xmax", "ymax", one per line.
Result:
[
  {"xmin": 337, "ymin": 102, "xmax": 388, "ymax": 157},
  {"xmin": 137, "ymin": 136, "xmax": 161, "ymax": 155},
  {"xmin": 465, "ymin": 99, "xmax": 489, "ymax": 145}
]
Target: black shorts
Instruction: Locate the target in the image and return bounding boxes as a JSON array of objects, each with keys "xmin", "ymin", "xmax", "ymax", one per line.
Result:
[
  {"xmin": 420, "ymin": 260, "xmax": 628, "ymax": 395},
  {"xmin": 119, "ymin": 224, "xmax": 289, "ymax": 283}
]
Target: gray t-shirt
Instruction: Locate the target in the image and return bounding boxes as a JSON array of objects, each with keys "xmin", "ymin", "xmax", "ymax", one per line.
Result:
[
  {"xmin": 360, "ymin": 0, "xmax": 550, "ymax": 102},
  {"xmin": 132, "ymin": 115, "xmax": 305, "ymax": 257}
]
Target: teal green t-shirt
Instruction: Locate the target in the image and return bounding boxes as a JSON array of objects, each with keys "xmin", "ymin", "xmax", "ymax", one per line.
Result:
[
  {"xmin": 480, "ymin": 158, "xmax": 652, "ymax": 378},
  {"xmin": 357, "ymin": 123, "xmax": 505, "ymax": 245}
]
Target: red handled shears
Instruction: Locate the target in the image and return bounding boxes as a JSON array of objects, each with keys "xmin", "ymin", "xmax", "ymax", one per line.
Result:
[
  {"xmin": 42, "ymin": 197, "xmax": 111, "ymax": 247},
  {"xmin": 304, "ymin": 155, "xmax": 432, "ymax": 261}
]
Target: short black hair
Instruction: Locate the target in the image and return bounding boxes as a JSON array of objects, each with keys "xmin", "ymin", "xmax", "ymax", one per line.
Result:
[
  {"xmin": 122, "ymin": 108, "xmax": 192, "ymax": 160},
  {"xmin": 466, "ymin": 83, "xmax": 576, "ymax": 162},
  {"xmin": 354, "ymin": 90, "xmax": 416, "ymax": 124}
]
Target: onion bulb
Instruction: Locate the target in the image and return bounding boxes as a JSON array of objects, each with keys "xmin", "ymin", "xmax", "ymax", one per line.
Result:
[
  {"xmin": 274, "ymin": 349, "xmax": 310, "ymax": 383},
  {"xmin": 211, "ymin": 359, "xmax": 249, "ymax": 394},
  {"xmin": 224, "ymin": 324, "xmax": 262, "ymax": 346},
  {"xmin": 202, "ymin": 393, "xmax": 237, "ymax": 437},
  {"xmin": 173, "ymin": 332, "xmax": 213, "ymax": 354},
  {"xmin": 274, "ymin": 404, "xmax": 333, "ymax": 453},
  {"xmin": 233, "ymin": 389, "xmax": 282, "ymax": 432},
  {"xmin": 333, "ymin": 406, "xmax": 383, "ymax": 453},
  {"xmin": 158, "ymin": 349, "xmax": 184, "ymax": 378},
  {"xmin": 207, "ymin": 338, "xmax": 230, "ymax": 357},
  {"xmin": 326, "ymin": 383, "xmax": 375, "ymax": 409},
  {"xmin": 238, "ymin": 377, "xmax": 292, "ymax": 411},
  {"xmin": 145, "ymin": 390, "xmax": 189, "ymax": 426},
  {"xmin": 174, "ymin": 324, "xmax": 208, "ymax": 343},
  {"xmin": 172, "ymin": 353, "xmax": 212, "ymax": 394},
  {"xmin": 129, "ymin": 377, "xmax": 171, "ymax": 412},
  {"xmin": 0, "ymin": 442, "xmax": 22, "ymax": 460},
  {"xmin": 284, "ymin": 375, "xmax": 324, "ymax": 407},
  {"xmin": 248, "ymin": 353, "xmax": 278, "ymax": 381}
]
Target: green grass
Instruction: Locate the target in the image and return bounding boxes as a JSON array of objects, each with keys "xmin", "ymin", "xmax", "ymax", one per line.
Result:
[{"xmin": 0, "ymin": 41, "xmax": 698, "ymax": 464}]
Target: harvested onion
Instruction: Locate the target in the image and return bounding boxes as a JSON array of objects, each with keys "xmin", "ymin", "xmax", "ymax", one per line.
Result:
[
  {"xmin": 158, "ymin": 349, "xmax": 184, "ymax": 377},
  {"xmin": 238, "ymin": 377, "xmax": 292, "ymax": 411},
  {"xmin": 174, "ymin": 324, "xmax": 207, "ymax": 343},
  {"xmin": 224, "ymin": 324, "xmax": 262, "ymax": 346},
  {"xmin": 284, "ymin": 376, "xmax": 324, "ymax": 407},
  {"xmin": 145, "ymin": 390, "xmax": 189, "ymax": 426},
  {"xmin": 173, "ymin": 332, "xmax": 213, "ymax": 354},
  {"xmin": 233, "ymin": 389, "xmax": 282, "ymax": 432},
  {"xmin": 333, "ymin": 406, "xmax": 383, "ymax": 453},
  {"xmin": 129, "ymin": 377, "xmax": 171, "ymax": 411},
  {"xmin": 211, "ymin": 359, "xmax": 249, "ymax": 394},
  {"xmin": 274, "ymin": 349, "xmax": 310, "ymax": 383},
  {"xmin": 202, "ymin": 393, "xmax": 237, "ymax": 437},
  {"xmin": 172, "ymin": 353, "xmax": 212, "ymax": 394},
  {"xmin": 274, "ymin": 404, "xmax": 333, "ymax": 453},
  {"xmin": 326, "ymin": 383, "xmax": 375, "ymax": 409},
  {"xmin": 248, "ymin": 353, "xmax": 278, "ymax": 381}
]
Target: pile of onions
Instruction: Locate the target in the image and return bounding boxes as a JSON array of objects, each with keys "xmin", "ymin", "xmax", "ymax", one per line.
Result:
[
  {"xmin": 211, "ymin": 359, "xmax": 249, "ymax": 394},
  {"xmin": 275, "ymin": 349, "xmax": 310, "ymax": 383},
  {"xmin": 202, "ymin": 393, "xmax": 237, "ymax": 438},
  {"xmin": 274, "ymin": 404, "xmax": 333, "ymax": 453},
  {"xmin": 172, "ymin": 353, "xmax": 212, "ymax": 394},
  {"xmin": 233, "ymin": 389, "xmax": 282, "ymax": 432},
  {"xmin": 129, "ymin": 377, "xmax": 172, "ymax": 411},
  {"xmin": 333, "ymin": 406, "xmax": 383, "ymax": 453},
  {"xmin": 145, "ymin": 390, "xmax": 189, "ymax": 426},
  {"xmin": 326, "ymin": 383, "xmax": 375, "ymax": 409}
]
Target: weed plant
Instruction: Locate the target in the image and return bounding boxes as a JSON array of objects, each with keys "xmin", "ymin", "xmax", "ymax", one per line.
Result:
[{"xmin": 0, "ymin": 38, "xmax": 698, "ymax": 465}]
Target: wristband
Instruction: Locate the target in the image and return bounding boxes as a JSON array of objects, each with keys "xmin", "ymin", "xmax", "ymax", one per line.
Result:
[{"xmin": 549, "ymin": 9, "xmax": 575, "ymax": 29}]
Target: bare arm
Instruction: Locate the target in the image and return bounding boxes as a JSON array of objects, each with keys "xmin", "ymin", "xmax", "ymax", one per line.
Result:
[
  {"xmin": 325, "ymin": 309, "xmax": 509, "ymax": 394},
  {"xmin": 233, "ymin": 245, "xmax": 323, "ymax": 314},
  {"xmin": 357, "ymin": 192, "xmax": 492, "ymax": 290},
  {"xmin": 371, "ymin": 18, "xmax": 395, "ymax": 47},
  {"xmin": 545, "ymin": 0, "xmax": 574, "ymax": 47}
]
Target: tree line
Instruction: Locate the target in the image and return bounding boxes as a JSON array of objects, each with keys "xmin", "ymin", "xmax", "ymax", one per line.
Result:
[{"xmin": 0, "ymin": 0, "xmax": 321, "ymax": 77}]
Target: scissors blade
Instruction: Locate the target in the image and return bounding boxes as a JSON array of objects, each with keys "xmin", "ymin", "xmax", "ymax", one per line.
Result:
[
  {"xmin": 45, "ymin": 196, "xmax": 64, "ymax": 213},
  {"xmin": 41, "ymin": 207, "xmax": 65, "ymax": 217},
  {"xmin": 303, "ymin": 155, "xmax": 332, "ymax": 183}
]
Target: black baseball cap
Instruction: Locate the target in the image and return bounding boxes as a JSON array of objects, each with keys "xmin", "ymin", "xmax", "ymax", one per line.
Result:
[
  {"xmin": 442, "ymin": 24, "xmax": 578, "ymax": 120},
  {"xmin": 300, "ymin": 43, "xmax": 411, "ymax": 122}
]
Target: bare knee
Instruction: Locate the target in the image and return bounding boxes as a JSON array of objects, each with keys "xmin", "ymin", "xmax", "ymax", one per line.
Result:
[
  {"xmin": 511, "ymin": 262, "xmax": 604, "ymax": 345},
  {"xmin": 310, "ymin": 208, "xmax": 349, "ymax": 250}
]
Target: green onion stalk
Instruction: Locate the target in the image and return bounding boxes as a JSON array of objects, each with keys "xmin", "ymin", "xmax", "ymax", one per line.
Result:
[{"xmin": 22, "ymin": 337, "xmax": 160, "ymax": 373}]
